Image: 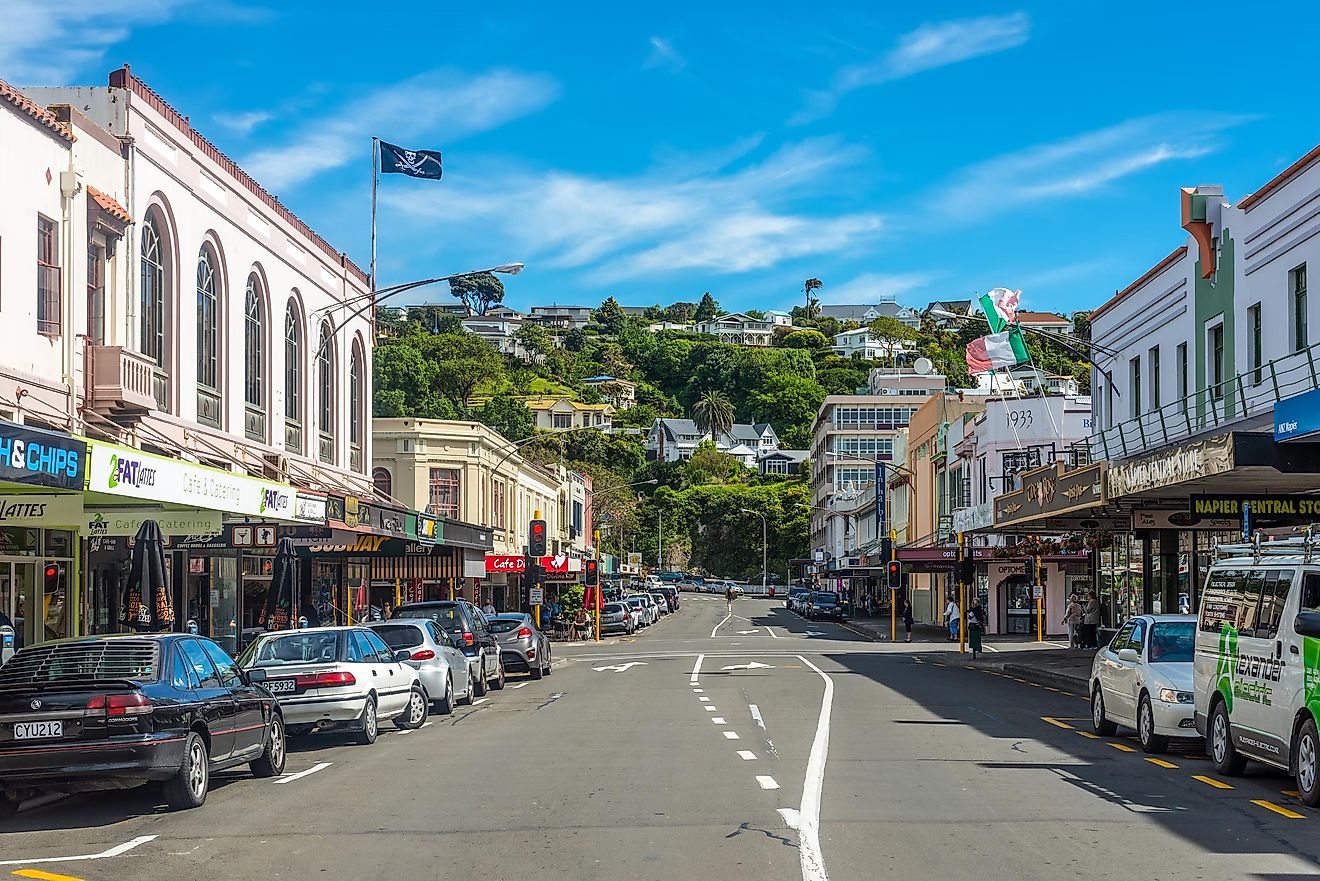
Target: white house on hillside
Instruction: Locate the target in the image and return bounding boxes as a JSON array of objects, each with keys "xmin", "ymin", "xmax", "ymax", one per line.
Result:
[
  {"xmin": 647, "ymin": 418, "xmax": 779, "ymax": 462},
  {"xmin": 832, "ymin": 328, "xmax": 914, "ymax": 360},
  {"xmin": 694, "ymin": 313, "xmax": 774, "ymax": 346}
]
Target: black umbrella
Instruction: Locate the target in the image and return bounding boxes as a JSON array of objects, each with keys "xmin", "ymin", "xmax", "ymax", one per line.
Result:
[
  {"xmin": 258, "ymin": 537, "xmax": 297, "ymax": 631},
  {"xmin": 120, "ymin": 520, "xmax": 173, "ymax": 632}
]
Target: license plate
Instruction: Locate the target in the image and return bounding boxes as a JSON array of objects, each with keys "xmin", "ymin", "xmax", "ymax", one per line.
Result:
[
  {"xmin": 14, "ymin": 721, "xmax": 62, "ymax": 739},
  {"xmin": 265, "ymin": 679, "xmax": 296, "ymax": 694}
]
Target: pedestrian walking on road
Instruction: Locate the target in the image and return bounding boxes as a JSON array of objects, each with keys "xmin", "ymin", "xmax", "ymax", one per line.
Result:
[
  {"xmin": 1082, "ymin": 590, "xmax": 1100, "ymax": 648},
  {"xmin": 725, "ymin": 586, "xmax": 735, "ymax": 613},
  {"xmin": 944, "ymin": 598, "xmax": 959, "ymax": 641},
  {"xmin": 1062, "ymin": 594, "xmax": 1082, "ymax": 648},
  {"xmin": 866, "ymin": 592, "xmax": 875, "ymax": 618},
  {"xmin": 902, "ymin": 598, "xmax": 914, "ymax": 643},
  {"xmin": 966, "ymin": 598, "xmax": 987, "ymax": 659}
]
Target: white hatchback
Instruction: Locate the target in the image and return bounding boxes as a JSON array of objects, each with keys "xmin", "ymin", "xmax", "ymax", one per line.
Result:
[{"xmin": 1090, "ymin": 614, "xmax": 1198, "ymax": 752}]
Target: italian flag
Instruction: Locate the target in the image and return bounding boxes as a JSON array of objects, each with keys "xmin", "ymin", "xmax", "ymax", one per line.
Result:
[
  {"xmin": 966, "ymin": 329, "xmax": 1029, "ymax": 375},
  {"xmin": 980, "ymin": 288, "xmax": 1021, "ymax": 333}
]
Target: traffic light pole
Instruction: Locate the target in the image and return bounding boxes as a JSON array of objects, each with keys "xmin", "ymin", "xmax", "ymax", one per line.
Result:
[
  {"xmin": 594, "ymin": 528, "xmax": 601, "ymax": 642},
  {"xmin": 530, "ymin": 511, "xmax": 547, "ymax": 631},
  {"xmin": 957, "ymin": 531, "xmax": 966, "ymax": 654}
]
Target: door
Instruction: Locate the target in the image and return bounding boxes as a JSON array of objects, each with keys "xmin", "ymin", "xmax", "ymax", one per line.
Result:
[
  {"xmin": 363, "ymin": 629, "xmax": 410, "ymax": 715},
  {"xmin": 0, "ymin": 561, "xmax": 38, "ymax": 654},
  {"xmin": 176, "ymin": 638, "xmax": 236, "ymax": 761},
  {"xmin": 201, "ymin": 638, "xmax": 266, "ymax": 759},
  {"xmin": 430, "ymin": 622, "xmax": 468, "ymax": 696},
  {"xmin": 1098, "ymin": 620, "xmax": 1134, "ymax": 714},
  {"xmin": 1247, "ymin": 568, "xmax": 1294, "ymax": 761},
  {"xmin": 1110, "ymin": 618, "xmax": 1146, "ymax": 724},
  {"xmin": 471, "ymin": 608, "xmax": 497, "ymax": 680},
  {"xmin": 1289, "ymin": 573, "xmax": 1320, "ymax": 731}
]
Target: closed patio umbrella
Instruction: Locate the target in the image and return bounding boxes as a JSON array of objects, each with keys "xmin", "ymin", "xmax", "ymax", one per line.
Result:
[
  {"xmin": 120, "ymin": 520, "xmax": 173, "ymax": 631},
  {"xmin": 257, "ymin": 537, "xmax": 297, "ymax": 631}
]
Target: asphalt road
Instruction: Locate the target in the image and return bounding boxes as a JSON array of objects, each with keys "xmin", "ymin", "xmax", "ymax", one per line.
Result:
[{"xmin": 3, "ymin": 595, "xmax": 1318, "ymax": 880}]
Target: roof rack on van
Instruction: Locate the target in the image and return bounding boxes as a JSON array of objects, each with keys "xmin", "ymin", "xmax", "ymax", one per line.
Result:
[{"xmin": 1213, "ymin": 525, "xmax": 1320, "ymax": 563}]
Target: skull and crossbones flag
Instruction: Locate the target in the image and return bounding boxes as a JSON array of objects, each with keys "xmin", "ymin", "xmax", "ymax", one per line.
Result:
[{"xmin": 379, "ymin": 141, "xmax": 443, "ymax": 179}]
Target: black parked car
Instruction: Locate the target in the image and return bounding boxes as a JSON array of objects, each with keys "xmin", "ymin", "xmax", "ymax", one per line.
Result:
[
  {"xmin": 805, "ymin": 591, "xmax": 848, "ymax": 622},
  {"xmin": 0, "ymin": 634, "xmax": 285, "ymax": 818},
  {"xmin": 392, "ymin": 601, "xmax": 505, "ymax": 694}
]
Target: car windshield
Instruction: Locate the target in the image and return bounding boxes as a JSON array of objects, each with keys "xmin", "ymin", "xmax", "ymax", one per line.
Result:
[
  {"xmin": 1148, "ymin": 622, "xmax": 1195, "ymax": 663},
  {"xmin": 370, "ymin": 625, "xmax": 424, "ymax": 649},
  {"xmin": 244, "ymin": 632, "xmax": 340, "ymax": 667},
  {"xmin": 813, "ymin": 592, "xmax": 840, "ymax": 604},
  {"xmin": 487, "ymin": 618, "xmax": 526, "ymax": 634},
  {"xmin": 0, "ymin": 639, "xmax": 159, "ymax": 684},
  {"xmin": 395, "ymin": 605, "xmax": 461, "ymax": 631},
  {"xmin": 604, "ymin": 604, "xmax": 625, "ymax": 613}
]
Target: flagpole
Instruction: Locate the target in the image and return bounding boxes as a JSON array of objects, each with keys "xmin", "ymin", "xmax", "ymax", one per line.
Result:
[{"xmin": 370, "ymin": 137, "xmax": 379, "ymax": 297}]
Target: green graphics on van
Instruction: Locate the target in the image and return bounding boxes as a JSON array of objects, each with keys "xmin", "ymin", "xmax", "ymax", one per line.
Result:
[{"xmin": 1215, "ymin": 624, "xmax": 1282, "ymax": 709}]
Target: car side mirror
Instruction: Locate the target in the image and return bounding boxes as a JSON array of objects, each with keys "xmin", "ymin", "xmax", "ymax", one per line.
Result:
[
  {"xmin": 1294, "ymin": 610, "xmax": 1320, "ymax": 638},
  {"xmin": 394, "ymin": 649, "xmax": 412, "ymax": 663},
  {"xmin": 1117, "ymin": 648, "xmax": 1140, "ymax": 663},
  {"xmin": 246, "ymin": 668, "xmax": 268, "ymax": 683}
]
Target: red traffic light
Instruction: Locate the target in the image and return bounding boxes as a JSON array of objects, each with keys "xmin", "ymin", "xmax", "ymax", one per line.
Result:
[
  {"xmin": 585, "ymin": 559, "xmax": 599, "ymax": 585},
  {"xmin": 886, "ymin": 560, "xmax": 902, "ymax": 588},
  {"xmin": 45, "ymin": 565, "xmax": 58, "ymax": 579},
  {"xmin": 528, "ymin": 519, "xmax": 547, "ymax": 556}
]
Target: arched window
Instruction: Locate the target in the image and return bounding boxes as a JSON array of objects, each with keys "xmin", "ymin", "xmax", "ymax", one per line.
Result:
[
  {"xmin": 349, "ymin": 343, "xmax": 363, "ymax": 472},
  {"xmin": 317, "ymin": 323, "xmax": 335, "ymax": 463},
  {"xmin": 244, "ymin": 274, "xmax": 265, "ymax": 441},
  {"xmin": 372, "ymin": 467, "xmax": 392, "ymax": 498},
  {"xmin": 284, "ymin": 300, "xmax": 303, "ymax": 453},
  {"xmin": 139, "ymin": 215, "xmax": 169, "ymax": 410},
  {"xmin": 195, "ymin": 246, "xmax": 221, "ymax": 427}
]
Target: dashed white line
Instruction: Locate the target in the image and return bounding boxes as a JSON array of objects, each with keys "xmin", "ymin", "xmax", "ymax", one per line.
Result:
[
  {"xmin": 473, "ymin": 698, "xmax": 490, "ymax": 705},
  {"xmin": 737, "ymin": 750, "xmax": 758, "ymax": 761},
  {"xmin": 511, "ymin": 682, "xmax": 530, "ymax": 689},
  {"xmin": 690, "ymin": 653, "xmax": 704, "ymax": 685},
  {"xmin": 795, "ymin": 654, "xmax": 836, "ymax": 881},
  {"xmin": 275, "ymin": 762, "xmax": 333, "ymax": 784},
  {"xmin": 0, "ymin": 834, "xmax": 160, "ymax": 866},
  {"xmin": 712, "ymin": 717, "xmax": 727, "ymax": 724},
  {"xmin": 692, "ymin": 688, "xmax": 704, "ymax": 693},
  {"xmin": 749, "ymin": 703, "xmax": 766, "ymax": 730},
  {"xmin": 723, "ymin": 731, "xmax": 740, "ymax": 740},
  {"xmin": 704, "ymin": 706, "xmax": 717, "ymax": 712},
  {"xmin": 756, "ymin": 775, "xmax": 780, "ymax": 790},
  {"xmin": 699, "ymin": 696, "xmax": 710, "ymax": 702}
]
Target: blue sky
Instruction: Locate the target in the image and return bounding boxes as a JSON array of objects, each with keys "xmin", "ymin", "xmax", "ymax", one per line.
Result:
[{"xmin": 7, "ymin": 2, "xmax": 1318, "ymax": 316}]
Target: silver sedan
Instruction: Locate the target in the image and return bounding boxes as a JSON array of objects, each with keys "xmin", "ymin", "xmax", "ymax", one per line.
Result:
[
  {"xmin": 486, "ymin": 613, "xmax": 553, "ymax": 680},
  {"xmin": 367, "ymin": 620, "xmax": 474, "ymax": 713}
]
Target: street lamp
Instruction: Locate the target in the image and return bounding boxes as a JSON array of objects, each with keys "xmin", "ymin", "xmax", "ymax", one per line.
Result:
[{"xmin": 739, "ymin": 508, "xmax": 768, "ymax": 593}]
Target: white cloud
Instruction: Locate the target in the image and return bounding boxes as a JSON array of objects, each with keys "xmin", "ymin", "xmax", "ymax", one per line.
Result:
[
  {"xmin": 1, "ymin": 0, "xmax": 188, "ymax": 83},
  {"xmin": 821, "ymin": 271, "xmax": 937, "ymax": 305},
  {"xmin": 792, "ymin": 11, "xmax": 1030, "ymax": 123},
  {"xmin": 213, "ymin": 109, "xmax": 271, "ymax": 136},
  {"xmin": 242, "ymin": 68, "xmax": 559, "ymax": 191},
  {"xmin": 383, "ymin": 137, "xmax": 885, "ymax": 283},
  {"xmin": 644, "ymin": 36, "xmax": 686, "ymax": 71}
]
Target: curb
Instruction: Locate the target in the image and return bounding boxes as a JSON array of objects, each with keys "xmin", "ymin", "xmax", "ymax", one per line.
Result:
[{"xmin": 998, "ymin": 662, "xmax": 1089, "ymax": 695}]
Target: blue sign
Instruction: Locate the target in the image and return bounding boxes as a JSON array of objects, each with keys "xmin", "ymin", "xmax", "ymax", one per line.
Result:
[
  {"xmin": 1275, "ymin": 388, "xmax": 1320, "ymax": 442},
  {"xmin": 0, "ymin": 422, "xmax": 85, "ymax": 489},
  {"xmin": 874, "ymin": 460, "xmax": 887, "ymax": 536}
]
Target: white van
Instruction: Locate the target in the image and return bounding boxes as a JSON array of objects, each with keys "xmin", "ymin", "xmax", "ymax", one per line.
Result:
[{"xmin": 1192, "ymin": 537, "xmax": 1320, "ymax": 806}]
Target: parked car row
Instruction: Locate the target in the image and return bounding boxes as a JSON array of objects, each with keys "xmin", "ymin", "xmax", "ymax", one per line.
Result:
[
  {"xmin": 603, "ymin": 589, "xmax": 683, "ymax": 635},
  {"xmin": 0, "ymin": 600, "xmax": 553, "ymax": 819},
  {"xmin": 785, "ymin": 589, "xmax": 847, "ymax": 621}
]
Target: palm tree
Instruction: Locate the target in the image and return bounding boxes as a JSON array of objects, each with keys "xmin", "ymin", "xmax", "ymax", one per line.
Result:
[
  {"xmin": 803, "ymin": 278, "xmax": 823, "ymax": 315},
  {"xmin": 691, "ymin": 390, "xmax": 735, "ymax": 444}
]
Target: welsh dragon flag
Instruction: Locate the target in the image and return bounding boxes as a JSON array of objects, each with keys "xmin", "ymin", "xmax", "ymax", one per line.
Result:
[
  {"xmin": 980, "ymin": 288, "xmax": 1021, "ymax": 333},
  {"xmin": 966, "ymin": 329, "xmax": 1030, "ymax": 375}
]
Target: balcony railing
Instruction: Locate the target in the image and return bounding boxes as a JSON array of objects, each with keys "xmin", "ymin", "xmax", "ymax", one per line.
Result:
[
  {"xmin": 245, "ymin": 405, "xmax": 266, "ymax": 442},
  {"xmin": 285, "ymin": 420, "xmax": 303, "ymax": 455},
  {"xmin": 1090, "ymin": 338, "xmax": 1320, "ymax": 461},
  {"xmin": 196, "ymin": 388, "xmax": 222, "ymax": 427},
  {"xmin": 318, "ymin": 431, "xmax": 334, "ymax": 464},
  {"xmin": 88, "ymin": 346, "xmax": 157, "ymax": 413}
]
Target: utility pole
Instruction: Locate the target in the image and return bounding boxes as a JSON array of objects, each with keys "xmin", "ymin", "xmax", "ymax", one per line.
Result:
[{"xmin": 657, "ymin": 510, "xmax": 664, "ymax": 571}]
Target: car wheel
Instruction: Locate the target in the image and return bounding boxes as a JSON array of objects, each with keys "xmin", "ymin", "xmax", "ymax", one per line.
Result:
[
  {"xmin": 433, "ymin": 676, "xmax": 454, "ymax": 715},
  {"xmin": 530, "ymin": 661, "xmax": 543, "ymax": 680},
  {"xmin": 1137, "ymin": 694, "xmax": 1169, "ymax": 754},
  {"xmin": 250, "ymin": 715, "xmax": 287, "ymax": 778},
  {"xmin": 491, "ymin": 662, "xmax": 506, "ymax": 690},
  {"xmin": 0, "ymin": 792, "xmax": 20, "ymax": 819},
  {"xmin": 472, "ymin": 659, "xmax": 489, "ymax": 697},
  {"xmin": 1296, "ymin": 717, "xmax": 1320, "ymax": 807},
  {"xmin": 163, "ymin": 731, "xmax": 209, "ymax": 810},
  {"xmin": 395, "ymin": 686, "xmax": 429, "ymax": 730},
  {"xmin": 458, "ymin": 668, "xmax": 475, "ymax": 706},
  {"xmin": 355, "ymin": 697, "xmax": 378, "ymax": 745},
  {"xmin": 544, "ymin": 649, "xmax": 553, "ymax": 676},
  {"xmin": 1210, "ymin": 700, "xmax": 1246, "ymax": 776},
  {"xmin": 1091, "ymin": 685, "xmax": 1117, "ymax": 736}
]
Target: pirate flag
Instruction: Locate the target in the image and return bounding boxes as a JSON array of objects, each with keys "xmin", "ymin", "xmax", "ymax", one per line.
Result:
[{"xmin": 379, "ymin": 141, "xmax": 443, "ymax": 180}]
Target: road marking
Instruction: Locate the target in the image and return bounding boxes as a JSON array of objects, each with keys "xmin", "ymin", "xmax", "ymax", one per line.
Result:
[
  {"xmin": 738, "ymin": 750, "xmax": 758, "ymax": 760},
  {"xmin": 795, "ymin": 654, "xmax": 835, "ymax": 881},
  {"xmin": 723, "ymin": 731, "xmax": 740, "ymax": 740},
  {"xmin": 1252, "ymin": 799, "xmax": 1305, "ymax": 819},
  {"xmin": 784, "ymin": 664, "xmax": 802, "ymax": 668},
  {"xmin": 756, "ymin": 775, "xmax": 780, "ymax": 790},
  {"xmin": 711, "ymin": 613, "xmax": 732, "ymax": 637},
  {"xmin": 705, "ymin": 706, "xmax": 717, "ymax": 712},
  {"xmin": 690, "ymin": 654, "xmax": 704, "ymax": 685},
  {"xmin": 693, "ymin": 688, "xmax": 704, "ymax": 694},
  {"xmin": 803, "ymin": 631, "xmax": 825, "ymax": 637},
  {"xmin": 721, "ymin": 661, "xmax": 774, "ymax": 671},
  {"xmin": 750, "ymin": 704, "xmax": 766, "ymax": 730},
  {"xmin": 1282, "ymin": 789, "xmax": 1301, "ymax": 798},
  {"xmin": 12, "ymin": 871, "xmax": 90, "ymax": 881},
  {"xmin": 0, "ymin": 836, "xmax": 158, "ymax": 867},
  {"xmin": 766, "ymin": 624, "xmax": 779, "ymax": 639},
  {"xmin": 736, "ymin": 630, "xmax": 760, "ymax": 634},
  {"xmin": 592, "ymin": 662, "xmax": 647, "ymax": 672},
  {"xmin": 712, "ymin": 717, "xmax": 727, "ymax": 724},
  {"xmin": 1192, "ymin": 775, "xmax": 1234, "ymax": 790},
  {"xmin": 1044, "ymin": 687, "xmax": 1063, "ymax": 693},
  {"xmin": 395, "ymin": 729, "xmax": 412, "ymax": 736},
  {"xmin": 1108, "ymin": 742, "xmax": 1137, "ymax": 753},
  {"xmin": 699, "ymin": 696, "xmax": 710, "ymax": 702},
  {"xmin": 777, "ymin": 807, "xmax": 800, "ymax": 828},
  {"xmin": 1041, "ymin": 716, "xmax": 1073, "ymax": 730},
  {"xmin": 1145, "ymin": 758, "xmax": 1179, "ymax": 769},
  {"xmin": 1076, "ymin": 732, "xmax": 1100, "ymax": 739},
  {"xmin": 275, "ymin": 761, "xmax": 332, "ymax": 784},
  {"xmin": 420, "ymin": 721, "xmax": 432, "ymax": 728},
  {"xmin": 473, "ymin": 697, "xmax": 490, "ymax": 705},
  {"xmin": 511, "ymin": 682, "xmax": 530, "ymax": 689}
]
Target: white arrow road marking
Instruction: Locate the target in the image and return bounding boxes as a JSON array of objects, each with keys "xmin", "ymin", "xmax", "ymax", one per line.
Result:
[
  {"xmin": 592, "ymin": 662, "xmax": 648, "ymax": 672},
  {"xmin": 0, "ymin": 835, "xmax": 158, "ymax": 866},
  {"xmin": 756, "ymin": 775, "xmax": 781, "ymax": 790},
  {"xmin": 803, "ymin": 631, "xmax": 825, "ymax": 637},
  {"xmin": 275, "ymin": 762, "xmax": 332, "ymax": 784},
  {"xmin": 721, "ymin": 661, "xmax": 774, "ymax": 671},
  {"xmin": 736, "ymin": 629, "xmax": 760, "ymax": 634}
]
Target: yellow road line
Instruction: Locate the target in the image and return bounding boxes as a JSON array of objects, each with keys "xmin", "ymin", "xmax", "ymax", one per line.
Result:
[
  {"xmin": 1041, "ymin": 716, "xmax": 1074, "ymax": 730},
  {"xmin": 1044, "ymin": 687, "xmax": 1062, "ymax": 693},
  {"xmin": 12, "ymin": 870, "xmax": 89, "ymax": 881},
  {"xmin": 1108, "ymin": 742, "xmax": 1137, "ymax": 752},
  {"xmin": 784, "ymin": 664, "xmax": 802, "ymax": 669},
  {"xmin": 1192, "ymin": 775, "xmax": 1234, "ymax": 790},
  {"xmin": 1145, "ymin": 758, "xmax": 1179, "ymax": 769},
  {"xmin": 1282, "ymin": 789, "xmax": 1300, "ymax": 798},
  {"xmin": 1076, "ymin": 731, "xmax": 1101, "ymax": 739},
  {"xmin": 1252, "ymin": 799, "xmax": 1305, "ymax": 819}
]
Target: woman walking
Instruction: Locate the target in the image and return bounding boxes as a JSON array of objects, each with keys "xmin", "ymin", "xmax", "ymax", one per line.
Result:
[
  {"xmin": 1082, "ymin": 590, "xmax": 1100, "ymax": 648},
  {"xmin": 902, "ymin": 598, "xmax": 914, "ymax": 643},
  {"xmin": 967, "ymin": 597, "xmax": 987, "ymax": 659},
  {"xmin": 1062, "ymin": 594, "xmax": 1082, "ymax": 649}
]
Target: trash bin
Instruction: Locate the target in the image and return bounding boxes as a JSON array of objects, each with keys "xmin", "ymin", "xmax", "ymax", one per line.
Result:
[{"xmin": 0, "ymin": 625, "xmax": 14, "ymax": 666}]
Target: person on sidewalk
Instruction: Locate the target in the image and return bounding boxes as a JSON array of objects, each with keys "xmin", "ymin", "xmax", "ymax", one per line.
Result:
[
  {"xmin": 944, "ymin": 598, "xmax": 959, "ymax": 641},
  {"xmin": 902, "ymin": 598, "xmax": 914, "ymax": 643},
  {"xmin": 1062, "ymin": 594, "xmax": 1082, "ymax": 648},
  {"xmin": 725, "ymin": 586, "xmax": 735, "ymax": 613},
  {"xmin": 1082, "ymin": 590, "xmax": 1100, "ymax": 648},
  {"xmin": 966, "ymin": 597, "xmax": 987, "ymax": 659}
]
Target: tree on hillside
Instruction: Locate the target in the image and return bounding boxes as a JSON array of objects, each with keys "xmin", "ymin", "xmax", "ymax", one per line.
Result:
[
  {"xmin": 595, "ymin": 297, "xmax": 627, "ymax": 334},
  {"xmin": 803, "ymin": 278, "xmax": 823, "ymax": 316},
  {"xmin": 663, "ymin": 301, "xmax": 697, "ymax": 324},
  {"xmin": 514, "ymin": 323, "xmax": 553, "ymax": 361},
  {"xmin": 692, "ymin": 390, "xmax": 735, "ymax": 444},
  {"xmin": 868, "ymin": 316, "xmax": 917, "ymax": 366},
  {"xmin": 477, "ymin": 396, "xmax": 536, "ymax": 442},
  {"xmin": 448, "ymin": 271, "xmax": 505, "ymax": 316},
  {"xmin": 428, "ymin": 332, "xmax": 504, "ymax": 408},
  {"xmin": 376, "ymin": 306, "xmax": 407, "ymax": 336},
  {"xmin": 564, "ymin": 327, "xmax": 587, "ymax": 352},
  {"xmin": 404, "ymin": 305, "xmax": 463, "ymax": 334},
  {"xmin": 694, "ymin": 292, "xmax": 722, "ymax": 323},
  {"xmin": 780, "ymin": 329, "xmax": 830, "ymax": 351}
]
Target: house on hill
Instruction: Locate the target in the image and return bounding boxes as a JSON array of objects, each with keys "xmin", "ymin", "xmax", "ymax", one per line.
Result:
[
  {"xmin": 693, "ymin": 313, "xmax": 774, "ymax": 346},
  {"xmin": 524, "ymin": 397, "xmax": 614, "ymax": 432},
  {"xmin": 647, "ymin": 418, "xmax": 780, "ymax": 462}
]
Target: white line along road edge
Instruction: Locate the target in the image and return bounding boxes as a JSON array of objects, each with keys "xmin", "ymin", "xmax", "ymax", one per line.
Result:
[
  {"xmin": 711, "ymin": 613, "xmax": 732, "ymax": 638},
  {"xmin": 275, "ymin": 761, "xmax": 332, "ymax": 784},
  {"xmin": 780, "ymin": 654, "xmax": 835, "ymax": 881},
  {"xmin": 0, "ymin": 834, "xmax": 158, "ymax": 866},
  {"xmin": 690, "ymin": 653, "xmax": 704, "ymax": 686}
]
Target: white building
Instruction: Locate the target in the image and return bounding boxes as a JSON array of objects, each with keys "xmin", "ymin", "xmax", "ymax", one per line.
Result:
[
  {"xmin": 17, "ymin": 69, "xmax": 373, "ymax": 494},
  {"xmin": 462, "ymin": 314, "xmax": 530, "ymax": 360},
  {"xmin": 819, "ymin": 296, "xmax": 921, "ymax": 327},
  {"xmin": 580, "ymin": 375, "xmax": 636, "ymax": 408},
  {"xmin": 831, "ymin": 328, "xmax": 912, "ymax": 360},
  {"xmin": 524, "ymin": 397, "xmax": 614, "ymax": 432},
  {"xmin": 694, "ymin": 313, "xmax": 774, "ymax": 346},
  {"xmin": 647, "ymin": 418, "xmax": 779, "ymax": 462}
]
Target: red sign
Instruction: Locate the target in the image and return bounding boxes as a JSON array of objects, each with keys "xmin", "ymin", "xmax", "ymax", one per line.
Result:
[
  {"xmin": 485, "ymin": 554, "xmax": 526, "ymax": 573},
  {"xmin": 539, "ymin": 554, "xmax": 572, "ymax": 574}
]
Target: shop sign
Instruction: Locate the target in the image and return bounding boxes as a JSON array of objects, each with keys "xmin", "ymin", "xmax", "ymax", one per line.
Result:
[
  {"xmin": 1275, "ymin": 388, "xmax": 1320, "ymax": 442},
  {"xmin": 326, "ymin": 496, "xmax": 346, "ymax": 523},
  {"xmin": 995, "ymin": 462, "xmax": 1106, "ymax": 528},
  {"xmin": 344, "ymin": 496, "xmax": 360, "ymax": 528},
  {"xmin": 357, "ymin": 502, "xmax": 409, "ymax": 539},
  {"xmin": 1106, "ymin": 433, "xmax": 1234, "ymax": 498},
  {"xmin": 1191, "ymin": 494, "xmax": 1320, "ymax": 520},
  {"xmin": 85, "ymin": 508, "xmax": 223, "ymax": 537},
  {"xmin": 0, "ymin": 493, "xmax": 82, "ymax": 526},
  {"xmin": 414, "ymin": 513, "xmax": 440, "ymax": 543},
  {"xmin": 952, "ymin": 503, "xmax": 992, "ymax": 533},
  {"xmin": 0, "ymin": 424, "xmax": 85, "ymax": 489},
  {"xmin": 1133, "ymin": 509, "xmax": 1238, "ymax": 531},
  {"xmin": 293, "ymin": 492, "xmax": 327, "ymax": 524},
  {"xmin": 485, "ymin": 554, "xmax": 526, "ymax": 573},
  {"xmin": 540, "ymin": 554, "xmax": 581, "ymax": 575},
  {"xmin": 86, "ymin": 442, "xmax": 298, "ymax": 521}
]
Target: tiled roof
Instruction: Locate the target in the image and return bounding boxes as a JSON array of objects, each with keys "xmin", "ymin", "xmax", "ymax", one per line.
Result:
[
  {"xmin": 1014, "ymin": 311, "xmax": 1070, "ymax": 323},
  {"xmin": 0, "ymin": 79, "xmax": 72, "ymax": 142},
  {"xmin": 87, "ymin": 185, "xmax": 131, "ymax": 223}
]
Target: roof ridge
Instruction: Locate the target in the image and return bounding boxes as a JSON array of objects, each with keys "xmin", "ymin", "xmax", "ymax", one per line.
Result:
[{"xmin": 0, "ymin": 78, "xmax": 73, "ymax": 143}]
